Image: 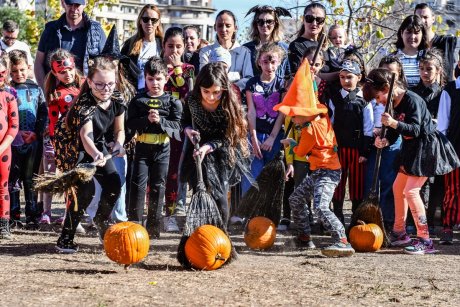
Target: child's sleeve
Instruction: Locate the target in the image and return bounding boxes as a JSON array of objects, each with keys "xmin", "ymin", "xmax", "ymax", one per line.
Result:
[
  {"xmin": 394, "ymin": 98, "xmax": 422, "ymax": 138},
  {"xmin": 35, "ymin": 88, "xmax": 48, "ymax": 137},
  {"xmin": 48, "ymin": 102, "xmax": 59, "ymax": 138},
  {"xmin": 159, "ymin": 97, "xmax": 183, "ymax": 141},
  {"xmin": 360, "ymin": 102, "xmax": 374, "ymax": 157},
  {"xmin": 293, "ymin": 127, "xmax": 315, "ymax": 158},
  {"xmin": 6, "ymin": 94, "xmax": 19, "ymax": 139},
  {"xmin": 284, "ymin": 116, "xmax": 294, "ymax": 165},
  {"xmin": 127, "ymin": 97, "xmax": 150, "ymax": 133}
]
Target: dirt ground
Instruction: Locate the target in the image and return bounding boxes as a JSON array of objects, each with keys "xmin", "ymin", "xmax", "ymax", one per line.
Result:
[{"xmin": 2, "ymin": 200, "xmax": 460, "ymax": 307}]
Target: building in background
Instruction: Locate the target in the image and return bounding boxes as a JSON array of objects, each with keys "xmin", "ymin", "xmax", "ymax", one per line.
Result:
[{"xmin": 93, "ymin": 0, "xmax": 216, "ymax": 42}]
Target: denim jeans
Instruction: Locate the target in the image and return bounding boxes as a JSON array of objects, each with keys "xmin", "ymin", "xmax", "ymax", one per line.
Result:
[
  {"xmin": 242, "ymin": 131, "xmax": 283, "ymax": 194},
  {"xmin": 364, "ymin": 136, "xmax": 401, "ymax": 227},
  {"xmin": 86, "ymin": 156, "xmax": 128, "ymax": 222}
]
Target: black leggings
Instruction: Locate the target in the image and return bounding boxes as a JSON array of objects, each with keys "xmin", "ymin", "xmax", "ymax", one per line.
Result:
[{"xmin": 61, "ymin": 153, "xmax": 121, "ymax": 240}]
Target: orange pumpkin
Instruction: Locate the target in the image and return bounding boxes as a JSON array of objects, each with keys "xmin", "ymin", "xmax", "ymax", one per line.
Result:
[
  {"xmin": 104, "ymin": 222, "xmax": 150, "ymax": 265},
  {"xmin": 244, "ymin": 217, "xmax": 276, "ymax": 250},
  {"xmin": 349, "ymin": 220, "xmax": 383, "ymax": 252},
  {"xmin": 185, "ymin": 225, "xmax": 231, "ymax": 270}
]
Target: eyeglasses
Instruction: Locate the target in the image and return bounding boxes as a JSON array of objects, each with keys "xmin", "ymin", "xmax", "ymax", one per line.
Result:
[
  {"xmin": 141, "ymin": 17, "xmax": 159, "ymax": 24},
  {"xmin": 304, "ymin": 15, "xmax": 326, "ymax": 25},
  {"xmin": 257, "ymin": 19, "xmax": 275, "ymax": 27},
  {"xmin": 92, "ymin": 81, "xmax": 116, "ymax": 91}
]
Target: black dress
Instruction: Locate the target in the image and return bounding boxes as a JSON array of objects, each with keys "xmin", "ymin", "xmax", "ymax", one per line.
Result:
[{"xmin": 387, "ymin": 90, "xmax": 460, "ymax": 177}]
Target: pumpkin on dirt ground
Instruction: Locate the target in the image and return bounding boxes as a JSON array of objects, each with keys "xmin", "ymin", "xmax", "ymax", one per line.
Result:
[
  {"xmin": 349, "ymin": 220, "xmax": 384, "ymax": 252},
  {"xmin": 184, "ymin": 225, "xmax": 231, "ymax": 270},
  {"xmin": 244, "ymin": 216, "xmax": 276, "ymax": 250},
  {"xmin": 104, "ymin": 222, "xmax": 150, "ymax": 265}
]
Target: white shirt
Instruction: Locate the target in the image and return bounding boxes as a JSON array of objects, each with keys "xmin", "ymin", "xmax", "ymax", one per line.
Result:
[
  {"xmin": 437, "ymin": 76, "xmax": 460, "ymax": 135},
  {"xmin": 199, "ymin": 41, "xmax": 254, "ymax": 90},
  {"xmin": 0, "ymin": 39, "xmax": 33, "ymax": 65},
  {"xmin": 137, "ymin": 40, "xmax": 161, "ymax": 90},
  {"xmin": 328, "ymin": 88, "xmax": 374, "ymax": 137}
]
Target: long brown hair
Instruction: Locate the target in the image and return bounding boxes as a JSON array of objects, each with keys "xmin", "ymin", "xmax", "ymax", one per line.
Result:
[
  {"xmin": 127, "ymin": 5, "xmax": 164, "ymax": 56},
  {"xmin": 192, "ymin": 63, "xmax": 249, "ymax": 163},
  {"xmin": 249, "ymin": 8, "xmax": 283, "ymax": 44},
  {"xmin": 44, "ymin": 49, "xmax": 84, "ymax": 106}
]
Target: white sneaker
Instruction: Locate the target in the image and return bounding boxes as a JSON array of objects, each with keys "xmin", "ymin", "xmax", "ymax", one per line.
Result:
[
  {"xmin": 75, "ymin": 223, "xmax": 86, "ymax": 234},
  {"xmin": 166, "ymin": 217, "xmax": 180, "ymax": 232}
]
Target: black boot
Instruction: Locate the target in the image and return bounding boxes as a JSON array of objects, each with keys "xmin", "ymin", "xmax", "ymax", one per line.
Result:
[
  {"xmin": 146, "ymin": 183, "xmax": 165, "ymax": 239},
  {"xmin": 0, "ymin": 217, "xmax": 11, "ymax": 240}
]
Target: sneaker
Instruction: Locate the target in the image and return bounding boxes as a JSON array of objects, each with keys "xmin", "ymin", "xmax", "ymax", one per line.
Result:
[
  {"xmin": 277, "ymin": 218, "xmax": 291, "ymax": 231},
  {"xmin": 439, "ymin": 229, "xmax": 453, "ymax": 245},
  {"xmin": 9, "ymin": 219, "xmax": 24, "ymax": 230},
  {"xmin": 321, "ymin": 242, "xmax": 355, "ymax": 257},
  {"xmin": 294, "ymin": 234, "xmax": 316, "ymax": 249},
  {"xmin": 230, "ymin": 216, "xmax": 244, "ymax": 225},
  {"xmin": 390, "ymin": 231, "xmax": 412, "ymax": 247},
  {"xmin": 39, "ymin": 213, "xmax": 51, "ymax": 225},
  {"xmin": 404, "ymin": 238, "xmax": 437, "ymax": 255},
  {"xmin": 166, "ymin": 216, "xmax": 180, "ymax": 232},
  {"xmin": 56, "ymin": 237, "xmax": 79, "ymax": 254},
  {"xmin": 173, "ymin": 207, "xmax": 186, "ymax": 217},
  {"xmin": 75, "ymin": 223, "xmax": 86, "ymax": 234}
]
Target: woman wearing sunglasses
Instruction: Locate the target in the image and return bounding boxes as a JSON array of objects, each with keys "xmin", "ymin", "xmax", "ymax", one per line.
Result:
[
  {"xmin": 121, "ymin": 5, "xmax": 163, "ymax": 91},
  {"xmin": 288, "ymin": 2, "xmax": 327, "ymax": 76},
  {"xmin": 243, "ymin": 5, "xmax": 291, "ymax": 78}
]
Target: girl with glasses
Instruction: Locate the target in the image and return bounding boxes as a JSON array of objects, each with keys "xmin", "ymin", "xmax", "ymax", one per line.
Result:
[
  {"xmin": 243, "ymin": 5, "xmax": 291, "ymax": 79},
  {"xmin": 288, "ymin": 2, "xmax": 327, "ymax": 76},
  {"xmin": 121, "ymin": 5, "xmax": 163, "ymax": 90},
  {"xmin": 54, "ymin": 56, "xmax": 127, "ymax": 253}
]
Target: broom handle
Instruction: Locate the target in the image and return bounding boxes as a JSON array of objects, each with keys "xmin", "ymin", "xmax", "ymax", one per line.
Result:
[
  {"xmin": 370, "ymin": 73, "xmax": 396, "ymax": 194},
  {"xmin": 192, "ymin": 135, "xmax": 205, "ymax": 186},
  {"xmin": 90, "ymin": 150, "xmax": 120, "ymax": 166}
]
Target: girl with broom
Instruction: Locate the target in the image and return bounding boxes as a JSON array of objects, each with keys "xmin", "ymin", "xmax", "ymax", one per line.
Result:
[
  {"xmin": 41, "ymin": 49, "xmax": 84, "ymax": 225},
  {"xmin": 363, "ymin": 68, "xmax": 460, "ymax": 254},
  {"xmin": 55, "ymin": 56, "xmax": 126, "ymax": 253},
  {"xmin": 181, "ymin": 62, "xmax": 252, "ymax": 231}
]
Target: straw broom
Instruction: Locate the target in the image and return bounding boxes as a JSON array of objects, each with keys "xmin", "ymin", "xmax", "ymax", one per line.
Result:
[{"xmin": 347, "ymin": 73, "xmax": 396, "ymax": 246}]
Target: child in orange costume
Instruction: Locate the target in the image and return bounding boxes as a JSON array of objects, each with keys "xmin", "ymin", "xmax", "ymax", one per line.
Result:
[{"xmin": 276, "ymin": 59, "xmax": 354, "ymax": 257}]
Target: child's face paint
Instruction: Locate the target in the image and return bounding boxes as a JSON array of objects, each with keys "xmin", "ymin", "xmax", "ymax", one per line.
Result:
[
  {"xmin": 200, "ymin": 84, "xmax": 223, "ymax": 107},
  {"xmin": 258, "ymin": 52, "xmax": 281, "ymax": 78}
]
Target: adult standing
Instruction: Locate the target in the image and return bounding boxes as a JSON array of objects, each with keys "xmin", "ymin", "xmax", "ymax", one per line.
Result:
[
  {"xmin": 0, "ymin": 20, "xmax": 34, "ymax": 66},
  {"xmin": 34, "ymin": 0, "xmax": 106, "ymax": 88},
  {"xmin": 199, "ymin": 10, "xmax": 253, "ymax": 91},
  {"xmin": 415, "ymin": 3, "xmax": 457, "ymax": 81},
  {"xmin": 183, "ymin": 25, "xmax": 208, "ymax": 74},
  {"xmin": 121, "ymin": 4, "xmax": 163, "ymax": 91},
  {"xmin": 287, "ymin": 2, "xmax": 327, "ymax": 76},
  {"xmin": 243, "ymin": 5, "xmax": 291, "ymax": 78}
]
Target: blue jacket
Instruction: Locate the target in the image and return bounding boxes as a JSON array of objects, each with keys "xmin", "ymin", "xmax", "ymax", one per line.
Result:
[{"xmin": 37, "ymin": 13, "xmax": 106, "ymax": 75}]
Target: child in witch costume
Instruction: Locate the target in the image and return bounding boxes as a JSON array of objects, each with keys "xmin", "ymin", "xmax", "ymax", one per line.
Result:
[
  {"xmin": 364, "ymin": 68, "xmax": 460, "ymax": 254},
  {"xmin": 276, "ymin": 59, "xmax": 355, "ymax": 257},
  {"xmin": 127, "ymin": 56, "xmax": 182, "ymax": 238},
  {"xmin": 55, "ymin": 56, "xmax": 126, "ymax": 253},
  {"xmin": 328, "ymin": 60, "xmax": 374, "ymax": 224},
  {"xmin": 181, "ymin": 62, "xmax": 252, "ymax": 230}
]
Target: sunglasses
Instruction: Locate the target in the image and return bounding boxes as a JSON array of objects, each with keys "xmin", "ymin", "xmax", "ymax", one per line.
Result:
[
  {"xmin": 304, "ymin": 15, "xmax": 326, "ymax": 25},
  {"xmin": 3, "ymin": 36, "xmax": 17, "ymax": 41},
  {"xmin": 141, "ymin": 17, "xmax": 159, "ymax": 24},
  {"xmin": 257, "ymin": 19, "xmax": 275, "ymax": 27}
]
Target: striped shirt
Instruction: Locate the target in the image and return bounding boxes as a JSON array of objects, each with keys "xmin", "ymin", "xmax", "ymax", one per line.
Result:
[{"xmin": 396, "ymin": 49, "xmax": 420, "ymax": 87}]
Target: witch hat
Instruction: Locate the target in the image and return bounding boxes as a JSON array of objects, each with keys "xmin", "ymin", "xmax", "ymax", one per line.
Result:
[
  {"xmin": 95, "ymin": 25, "xmax": 141, "ymax": 77},
  {"xmin": 273, "ymin": 59, "xmax": 328, "ymax": 117}
]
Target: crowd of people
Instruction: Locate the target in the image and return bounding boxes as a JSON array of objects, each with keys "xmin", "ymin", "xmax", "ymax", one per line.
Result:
[{"xmin": 0, "ymin": 0, "xmax": 460, "ymax": 259}]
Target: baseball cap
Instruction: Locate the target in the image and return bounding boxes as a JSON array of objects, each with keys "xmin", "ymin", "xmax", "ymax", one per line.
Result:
[
  {"xmin": 340, "ymin": 60, "xmax": 361, "ymax": 75},
  {"xmin": 64, "ymin": 0, "xmax": 85, "ymax": 5},
  {"xmin": 209, "ymin": 47, "xmax": 232, "ymax": 68}
]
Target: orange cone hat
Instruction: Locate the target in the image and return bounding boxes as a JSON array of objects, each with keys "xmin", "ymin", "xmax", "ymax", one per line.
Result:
[{"xmin": 273, "ymin": 58, "xmax": 328, "ymax": 117}]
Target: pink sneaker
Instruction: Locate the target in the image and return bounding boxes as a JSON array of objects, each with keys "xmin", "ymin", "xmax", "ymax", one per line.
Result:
[{"xmin": 39, "ymin": 213, "xmax": 51, "ymax": 225}]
